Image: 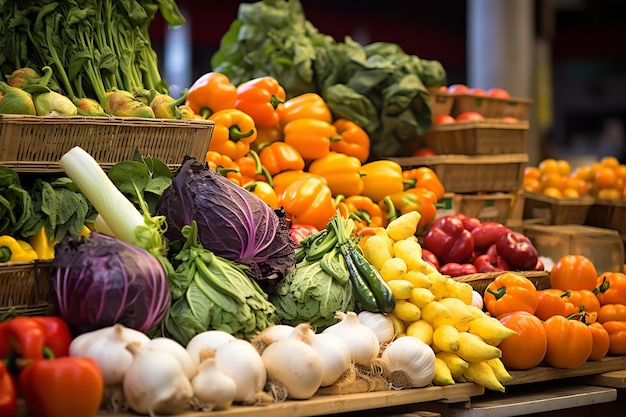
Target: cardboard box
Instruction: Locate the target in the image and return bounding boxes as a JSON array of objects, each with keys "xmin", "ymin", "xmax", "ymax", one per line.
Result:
[{"xmin": 523, "ymin": 224, "xmax": 624, "ymax": 274}]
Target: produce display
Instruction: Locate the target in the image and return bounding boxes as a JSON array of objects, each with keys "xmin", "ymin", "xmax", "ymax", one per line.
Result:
[{"xmin": 1, "ymin": 1, "xmax": 626, "ymax": 417}]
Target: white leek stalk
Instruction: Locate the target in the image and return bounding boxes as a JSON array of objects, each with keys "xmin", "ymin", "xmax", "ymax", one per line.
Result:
[{"xmin": 60, "ymin": 146, "xmax": 166, "ymax": 256}]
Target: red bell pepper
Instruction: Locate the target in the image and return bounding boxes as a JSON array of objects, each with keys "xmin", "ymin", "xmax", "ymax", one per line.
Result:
[
  {"xmin": 19, "ymin": 356, "xmax": 104, "ymax": 417},
  {"xmin": 0, "ymin": 361, "xmax": 17, "ymax": 417},
  {"xmin": 423, "ymin": 215, "xmax": 475, "ymax": 265},
  {"xmin": 290, "ymin": 224, "xmax": 319, "ymax": 244},
  {"xmin": 2, "ymin": 316, "xmax": 72, "ymax": 362}
]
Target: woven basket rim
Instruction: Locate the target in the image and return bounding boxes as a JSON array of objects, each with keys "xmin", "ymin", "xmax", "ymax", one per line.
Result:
[{"xmin": 453, "ymin": 270, "xmax": 550, "ymax": 284}]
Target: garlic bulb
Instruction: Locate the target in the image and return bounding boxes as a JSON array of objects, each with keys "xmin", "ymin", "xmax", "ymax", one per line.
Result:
[
  {"xmin": 322, "ymin": 312, "xmax": 380, "ymax": 365},
  {"xmin": 357, "ymin": 311, "xmax": 395, "ymax": 344},
  {"xmin": 186, "ymin": 330, "xmax": 235, "ymax": 370},
  {"xmin": 381, "ymin": 336, "xmax": 435, "ymax": 389},
  {"xmin": 214, "ymin": 339, "xmax": 268, "ymax": 404},
  {"xmin": 251, "ymin": 324, "xmax": 295, "ymax": 353},
  {"xmin": 472, "ymin": 290, "xmax": 484, "ymax": 310},
  {"xmin": 123, "ymin": 342, "xmax": 194, "ymax": 417},
  {"xmin": 308, "ymin": 331, "xmax": 352, "ymax": 387},
  {"xmin": 191, "ymin": 351, "xmax": 237, "ymax": 411},
  {"xmin": 144, "ymin": 337, "xmax": 196, "ymax": 379},
  {"xmin": 68, "ymin": 324, "xmax": 150, "ymax": 385},
  {"xmin": 262, "ymin": 324, "xmax": 323, "ymax": 399}
]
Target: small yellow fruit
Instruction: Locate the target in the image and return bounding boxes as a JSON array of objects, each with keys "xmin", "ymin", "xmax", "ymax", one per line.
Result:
[
  {"xmin": 386, "ymin": 211, "xmax": 421, "ymax": 241},
  {"xmin": 380, "ymin": 257, "xmax": 408, "ymax": 282},
  {"xmin": 387, "ymin": 279, "xmax": 414, "ymax": 300},
  {"xmin": 405, "ymin": 319, "xmax": 434, "ymax": 345},
  {"xmin": 392, "ymin": 299, "xmax": 422, "ymax": 322}
]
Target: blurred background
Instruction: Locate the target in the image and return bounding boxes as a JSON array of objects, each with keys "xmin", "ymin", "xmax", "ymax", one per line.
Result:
[{"xmin": 148, "ymin": 0, "xmax": 626, "ymax": 167}]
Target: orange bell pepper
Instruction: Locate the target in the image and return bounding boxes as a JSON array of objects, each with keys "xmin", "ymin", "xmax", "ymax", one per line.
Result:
[
  {"xmin": 483, "ymin": 272, "xmax": 539, "ymax": 317},
  {"xmin": 602, "ymin": 320, "xmax": 626, "ymax": 355},
  {"xmin": 331, "ymin": 119, "xmax": 370, "ymax": 163},
  {"xmin": 258, "ymin": 142, "xmax": 305, "ymax": 176},
  {"xmin": 235, "ymin": 150, "xmax": 272, "ymax": 186},
  {"xmin": 565, "ymin": 289, "xmax": 601, "ymax": 315},
  {"xmin": 208, "ymin": 109, "xmax": 257, "ymax": 160},
  {"xmin": 205, "ymin": 151, "xmax": 243, "ymax": 186},
  {"xmin": 279, "ymin": 177, "xmax": 336, "ymax": 231},
  {"xmin": 251, "ymin": 125, "xmax": 283, "ymax": 152},
  {"xmin": 283, "ymin": 118, "xmax": 341, "ymax": 161},
  {"xmin": 403, "ymin": 187, "xmax": 438, "ymax": 229},
  {"xmin": 244, "ymin": 181, "xmax": 278, "ymax": 209},
  {"xmin": 543, "ymin": 314, "xmax": 593, "ymax": 369},
  {"xmin": 272, "ymin": 170, "xmax": 327, "ymax": 197},
  {"xmin": 587, "ymin": 321, "xmax": 610, "ymax": 361},
  {"xmin": 534, "ymin": 289, "xmax": 579, "ymax": 321},
  {"xmin": 278, "ymin": 92, "xmax": 332, "ymax": 125},
  {"xmin": 360, "ymin": 160, "xmax": 405, "ymax": 203},
  {"xmin": 342, "ymin": 195, "xmax": 384, "ymax": 231},
  {"xmin": 379, "ymin": 192, "xmax": 424, "ymax": 227},
  {"xmin": 597, "ymin": 303, "xmax": 626, "ymax": 323},
  {"xmin": 307, "ymin": 152, "xmax": 364, "ymax": 197},
  {"xmin": 19, "ymin": 356, "xmax": 104, "ymax": 417},
  {"xmin": 402, "ymin": 167, "xmax": 445, "ymax": 200},
  {"xmin": 595, "ymin": 271, "xmax": 626, "ymax": 306},
  {"xmin": 235, "ymin": 76, "xmax": 286, "ymax": 127},
  {"xmin": 185, "ymin": 72, "xmax": 237, "ymax": 119}
]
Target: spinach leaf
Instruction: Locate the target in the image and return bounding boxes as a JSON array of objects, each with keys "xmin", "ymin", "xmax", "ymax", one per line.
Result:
[{"xmin": 0, "ymin": 166, "xmax": 32, "ymax": 235}]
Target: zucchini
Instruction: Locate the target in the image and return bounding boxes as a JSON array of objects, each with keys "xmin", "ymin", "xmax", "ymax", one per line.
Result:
[
  {"xmin": 347, "ymin": 242, "xmax": 396, "ymax": 313},
  {"xmin": 338, "ymin": 242, "xmax": 379, "ymax": 312}
]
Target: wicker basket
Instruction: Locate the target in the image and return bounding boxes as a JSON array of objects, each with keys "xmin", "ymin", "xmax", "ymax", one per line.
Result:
[
  {"xmin": 389, "ymin": 153, "xmax": 528, "ymax": 193},
  {"xmin": 585, "ymin": 198, "xmax": 626, "ymax": 235},
  {"xmin": 0, "ymin": 260, "xmax": 54, "ymax": 316},
  {"xmin": 451, "ymin": 94, "xmax": 533, "ymax": 120},
  {"xmin": 453, "ymin": 270, "xmax": 550, "ymax": 295},
  {"xmin": 523, "ymin": 191, "xmax": 595, "ymax": 225},
  {"xmin": 418, "ymin": 119, "xmax": 528, "ymax": 155},
  {"xmin": 0, "ymin": 115, "xmax": 214, "ymax": 173}
]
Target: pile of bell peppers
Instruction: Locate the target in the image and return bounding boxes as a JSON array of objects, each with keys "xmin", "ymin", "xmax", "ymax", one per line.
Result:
[
  {"xmin": 481, "ymin": 263, "xmax": 626, "ymax": 372},
  {"xmin": 184, "ymin": 72, "xmax": 445, "ymax": 234},
  {"xmin": 0, "ymin": 314, "xmax": 103, "ymax": 417}
]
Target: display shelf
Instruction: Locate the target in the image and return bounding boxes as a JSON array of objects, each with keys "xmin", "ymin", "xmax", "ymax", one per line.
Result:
[
  {"xmin": 92, "ymin": 383, "xmax": 484, "ymax": 417},
  {"xmin": 505, "ymin": 355, "xmax": 626, "ymax": 386},
  {"xmin": 582, "ymin": 370, "xmax": 626, "ymax": 389}
]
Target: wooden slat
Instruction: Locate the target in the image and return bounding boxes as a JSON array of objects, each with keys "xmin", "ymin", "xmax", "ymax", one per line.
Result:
[
  {"xmin": 506, "ymin": 356, "xmax": 626, "ymax": 386},
  {"xmin": 96, "ymin": 384, "xmax": 484, "ymax": 417},
  {"xmin": 582, "ymin": 370, "xmax": 626, "ymax": 389},
  {"xmin": 447, "ymin": 385, "xmax": 617, "ymax": 417}
]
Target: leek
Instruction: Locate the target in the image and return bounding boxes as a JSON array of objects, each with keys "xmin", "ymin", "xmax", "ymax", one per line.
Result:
[{"xmin": 59, "ymin": 146, "xmax": 166, "ymax": 257}]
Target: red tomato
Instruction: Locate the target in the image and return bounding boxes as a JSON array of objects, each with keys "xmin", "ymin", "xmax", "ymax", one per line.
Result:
[
  {"xmin": 433, "ymin": 114, "xmax": 455, "ymax": 124},
  {"xmin": 412, "ymin": 147, "xmax": 437, "ymax": 157},
  {"xmin": 467, "ymin": 87, "xmax": 486, "ymax": 96},
  {"xmin": 549, "ymin": 254, "xmax": 598, "ymax": 291},
  {"xmin": 499, "ymin": 116, "xmax": 520, "ymax": 123},
  {"xmin": 487, "ymin": 88, "xmax": 511, "ymax": 98},
  {"xmin": 447, "ymin": 84, "xmax": 469, "ymax": 94},
  {"xmin": 455, "ymin": 111, "xmax": 484, "ymax": 122}
]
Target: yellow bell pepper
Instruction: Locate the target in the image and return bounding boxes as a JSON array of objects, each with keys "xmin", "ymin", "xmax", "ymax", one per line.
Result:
[
  {"xmin": 208, "ymin": 109, "xmax": 258, "ymax": 161},
  {"xmin": 307, "ymin": 152, "xmax": 364, "ymax": 197},
  {"xmin": 360, "ymin": 160, "xmax": 405, "ymax": 202},
  {"xmin": 28, "ymin": 227, "xmax": 55, "ymax": 260},
  {"xmin": 283, "ymin": 118, "xmax": 341, "ymax": 161},
  {"xmin": 0, "ymin": 235, "xmax": 38, "ymax": 262},
  {"xmin": 278, "ymin": 92, "xmax": 333, "ymax": 126}
]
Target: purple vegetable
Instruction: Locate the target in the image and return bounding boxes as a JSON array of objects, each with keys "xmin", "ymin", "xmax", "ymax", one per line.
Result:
[
  {"xmin": 51, "ymin": 232, "xmax": 171, "ymax": 335},
  {"xmin": 157, "ymin": 158, "xmax": 295, "ymax": 289}
]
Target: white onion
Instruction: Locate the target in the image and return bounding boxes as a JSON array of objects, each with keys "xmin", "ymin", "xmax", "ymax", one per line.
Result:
[{"xmin": 186, "ymin": 330, "xmax": 235, "ymax": 369}]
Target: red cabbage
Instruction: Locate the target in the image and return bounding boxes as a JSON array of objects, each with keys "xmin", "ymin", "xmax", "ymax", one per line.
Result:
[
  {"xmin": 50, "ymin": 232, "xmax": 171, "ymax": 335},
  {"xmin": 157, "ymin": 158, "xmax": 295, "ymax": 289}
]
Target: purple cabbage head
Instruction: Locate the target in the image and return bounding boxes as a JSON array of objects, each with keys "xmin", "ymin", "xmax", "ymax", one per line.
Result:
[
  {"xmin": 157, "ymin": 158, "xmax": 295, "ymax": 289},
  {"xmin": 51, "ymin": 232, "xmax": 171, "ymax": 335}
]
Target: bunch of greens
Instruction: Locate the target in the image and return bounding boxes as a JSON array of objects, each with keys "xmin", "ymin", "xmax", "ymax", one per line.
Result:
[
  {"xmin": 0, "ymin": 0, "xmax": 185, "ymax": 102},
  {"xmin": 159, "ymin": 221, "xmax": 278, "ymax": 345},
  {"xmin": 211, "ymin": 0, "xmax": 447, "ymax": 159},
  {"xmin": 0, "ymin": 166, "xmax": 31, "ymax": 236}
]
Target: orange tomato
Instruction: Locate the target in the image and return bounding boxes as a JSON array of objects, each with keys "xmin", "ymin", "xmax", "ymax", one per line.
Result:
[
  {"xmin": 542, "ymin": 186, "xmax": 562, "ymax": 198},
  {"xmin": 561, "ymin": 187, "xmax": 580, "ymax": 198},
  {"xmin": 587, "ymin": 322, "xmax": 610, "ymax": 361},
  {"xmin": 538, "ymin": 158, "xmax": 560, "ymax": 175},
  {"xmin": 600, "ymin": 155, "xmax": 620, "ymax": 169},
  {"xmin": 497, "ymin": 311, "xmax": 547, "ymax": 370},
  {"xmin": 523, "ymin": 177, "xmax": 541, "ymax": 193},
  {"xmin": 524, "ymin": 166, "xmax": 541, "ymax": 180},
  {"xmin": 596, "ymin": 187, "xmax": 622, "ymax": 200},
  {"xmin": 557, "ymin": 159, "xmax": 571, "ymax": 176},
  {"xmin": 594, "ymin": 166, "xmax": 618, "ymax": 189},
  {"xmin": 455, "ymin": 111, "xmax": 484, "ymax": 122},
  {"xmin": 549, "ymin": 254, "xmax": 598, "ymax": 291},
  {"xmin": 543, "ymin": 315, "xmax": 593, "ymax": 369},
  {"xmin": 487, "ymin": 88, "xmax": 511, "ymax": 98},
  {"xmin": 467, "ymin": 87, "xmax": 487, "ymax": 96},
  {"xmin": 447, "ymin": 84, "xmax": 469, "ymax": 94},
  {"xmin": 540, "ymin": 172, "xmax": 565, "ymax": 189},
  {"xmin": 433, "ymin": 114, "xmax": 456, "ymax": 125}
]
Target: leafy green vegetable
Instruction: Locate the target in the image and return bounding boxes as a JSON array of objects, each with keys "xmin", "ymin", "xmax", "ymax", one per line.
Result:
[
  {"xmin": 0, "ymin": 166, "xmax": 32, "ymax": 236},
  {"xmin": 160, "ymin": 221, "xmax": 278, "ymax": 345},
  {"xmin": 19, "ymin": 177, "xmax": 97, "ymax": 243},
  {"xmin": 270, "ymin": 258, "xmax": 355, "ymax": 330},
  {"xmin": 210, "ymin": 0, "xmax": 447, "ymax": 159}
]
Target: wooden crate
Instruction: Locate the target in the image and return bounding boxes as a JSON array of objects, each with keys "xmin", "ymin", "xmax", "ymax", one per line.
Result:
[
  {"xmin": 585, "ymin": 198, "xmax": 626, "ymax": 235},
  {"xmin": 453, "ymin": 191, "xmax": 524, "ymax": 224},
  {"xmin": 523, "ymin": 191, "xmax": 595, "ymax": 225},
  {"xmin": 389, "ymin": 154, "xmax": 528, "ymax": 194},
  {"xmin": 450, "ymin": 94, "xmax": 533, "ymax": 120},
  {"xmin": 0, "ymin": 115, "xmax": 214, "ymax": 173},
  {"xmin": 428, "ymin": 88, "xmax": 455, "ymax": 117},
  {"xmin": 419, "ymin": 119, "xmax": 528, "ymax": 155},
  {"xmin": 0, "ymin": 260, "xmax": 54, "ymax": 316}
]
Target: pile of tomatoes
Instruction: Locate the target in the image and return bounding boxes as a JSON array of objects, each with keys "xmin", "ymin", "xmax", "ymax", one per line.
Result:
[{"xmin": 523, "ymin": 156, "xmax": 626, "ymax": 200}]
